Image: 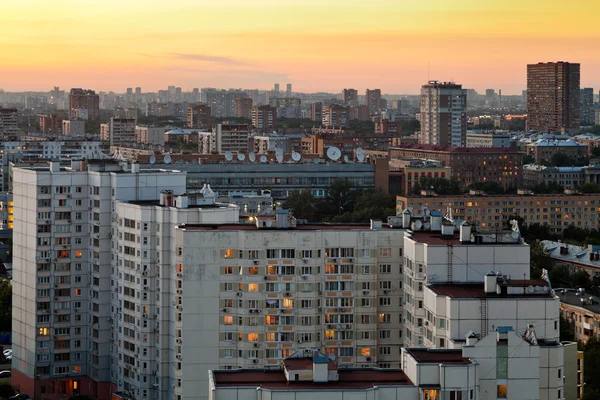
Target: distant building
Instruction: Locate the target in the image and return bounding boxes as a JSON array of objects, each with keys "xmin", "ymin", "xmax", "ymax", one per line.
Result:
[
  {"xmin": 286, "ymin": 83, "xmax": 292, "ymax": 96},
  {"xmin": 109, "ymin": 118, "xmax": 136, "ymax": 146},
  {"xmin": 61, "ymin": 119, "xmax": 85, "ymax": 136},
  {"xmin": 212, "ymin": 123, "xmax": 250, "ymax": 154},
  {"xmin": 341, "ymin": 88, "xmax": 358, "ymax": 105},
  {"xmin": 389, "ymin": 158, "xmax": 451, "ymax": 195},
  {"xmin": 466, "ymin": 132, "xmax": 511, "ymax": 148},
  {"xmin": 375, "ymin": 120, "xmax": 401, "ymax": 135},
  {"xmin": 187, "ymin": 104, "xmax": 212, "ymax": 129},
  {"xmin": 419, "ymin": 81, "xmax": 467, "ymax": 147},
  {"xmin": 580, "ymin": 88, "xmax": 595, "ymax": 126},
  {"xmin": 269, "ymin": 97, "xmax": 302, "ymax": 119},
  {"xmin": 68, "ymin": 88, "xmax": 100, "ymax": 120},
  {"xmin": 309, "ymin": 102, "xmax": 323, "ymax": 123},
  {"xmin": 0, "ymin": 108, "xmax": 18, "ymax": 136},
  {"xmin": 527, "ymin": 62, "xmax": 580, "ymax": 134},
  {"xmin": 250, "ymin": 134, "xmax": 290, "ymax": 154},
  {"xmin": 135, "ymin": 125, "xmax": 168, "ymax": 146},
  {"xmin": 233, "ymin": 98, "xmax": 253, "ymax": 119},
  {"xmin": 390, "ymin": 145, "xmax": 523, "ymax": 189},
  {"xmin": 365, "ymin": 88, "xmax": 382, "ymax": 114},
  {"xmin": 350, "ymin": 105, "xmax": 370, "ymax": 121},
  {"xmin": 39, "ymin": 113, "xmax": 61, "ymax": 135},
  {"xmin": 251, "ymin": 105, "xmax": 277, "ymax": 130},
  {"xmin": 523, "ymin": 165, "xmax": 584, "ymax": 189},
  {"xmin": 526, "ymin": 138, "xmax": 587, "ymax": 164},
  {"xmin": 321, "ymin": 105, "xmax": 350, "ymax": 128}
]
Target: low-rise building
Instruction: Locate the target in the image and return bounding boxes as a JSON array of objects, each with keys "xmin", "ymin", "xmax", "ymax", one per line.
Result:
[
  {"xmin": 215, "ymin": 190, "xmax": 273, "ymax": 217},
  {"xmin": 527, "ymin": 139, "xmax": 588, "ymax": 164},
  {"xmin": 135, "ymin": 125, "xmax": 169, "ymax": 146},
  {"xmin": 523, "ymin": 165, "xmax": 584, "ymax": 189},
  {"xmin": 397, "ymin": 192, "xmax": 600, "ymax": 232},
  {"xmin": 466, "ymin": 131, "xmax": 511, "ymax": 148},
  {"xmin": 388, "ymin": 159, "xmax": 451, "ymax": 195}
]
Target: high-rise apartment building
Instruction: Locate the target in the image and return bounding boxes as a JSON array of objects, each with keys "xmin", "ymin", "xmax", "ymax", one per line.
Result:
[
  {"xmin": 233, "ymin": 98, "xmax": 253, "ymax": 119},
  {"xmin": 527, "ymin": 62, "xmax": 580, "ymax": 133},
  {"xmin": 109, "ymin": 118, "xmax": 137, "ymax": 146},
  {"xmin": 11, "ymin": 160, "xmax": 188, "ymax": 400},
  {"xmin": 251, "ymin": 105, "xmax": 277, "ymax": 130},
  {"xmin": 286, "ymin": 84, "xmax": 292, "ymax": 96},
  {"xmin": 0, "ymin": 107, "xmax": 18, "ymax": 136},
  {"xmin": 310, "ymin": 102, "xmax": 323, "ymax": 123},
  {"xmin": 39, "ymin": 113, "xmax": 61, "ymax": 135},
  {"xmin": 341, "ymin": 89, "xmax": 358, "ymax": 106},
  {"xmin": 212, "ymin": 124, "xmax": 250, "ymax": 154},
  {"xmin": 274, "ymin": 84, "xmax": 280, "ymax": 93},
  {"xmin": 419, "ymin": 81, "xmax": 467, "ymax": 147},
  {"xmin": 187, "ymin": 104, "xmax": 212, "ymax": 129},
  {"xmin": 61, "ymin": 120, "xmax": 86, "ymax": 136},
  {"xmin": 365, "ymin": 89, "xmax": 381, "ymax": 114},
  {"xmin": 69, "ymin": 88, "xmax": 100, "ymax": 120},
  {"xmin": 580, "ymin": 88, "xmax": 595, "ymax": 126},
  {"xmin": 321, "ymin": 105, "xmax": 350, "ymax": 128},
  {"xmin": 269, "ymin": 98, "xmax": 302, "ymax": 119}
]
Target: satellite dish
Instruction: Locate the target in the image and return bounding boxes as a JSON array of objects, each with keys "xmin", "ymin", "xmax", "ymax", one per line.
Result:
[
  {"xmin": 511, "ymin": 231, "xmax": 519, "ymax": 239},
  {"xmin": 414, "ymin": 220, "xmax": 423, "ymax": 230},
  {"xmin": 237, "ymin": 154, "xmax": 246, "ymax": 162},
  {"xmin": 527, "ymin": 285, "xmax": 535, "ymax": 294},
  {"xmin": 542, "ymin": 286, "xmax": 549, "ymax": 293},
  {"xmin": 291, "ymin": 152, "xmax": 301, "ymax": 162},
  {"xmin": 313, "ymin": 158, "xmax": 319, "ymax": 164},
  {"xmin": 149, "ymin": 155, "xmax": 156, "ymax": 165},
  {"xmin": 424, "ymin": 222, "xmax": 431, "ymax": 230},
  {"xmin": 260, "ymin": 155, "xmax": 268, "ymax": 163},
  {"xmin": 192, "ymin": 159, "xmax": 197, "ymax": 164},
  {"xmin": 225, "ymin": 151, "xmax": 233, "ymax": 162},
  {"xmin": 491, "ymin": 233, "xmax": 496, "ymax": 239},
  {"xmin": 343, "ymin": 155, "xmax": 349, "ymax": 163},
  {"xmin": 356, "ymin": 147, "xmax": 365, "ymax": 162},
  {"xmin": 249, "ymin": 152, "xmax": 256, "ymax": 162},
  {"xmin": 177, "ymin": 159, "xmax": 184, "ymax": 164},
  {"xmin": 275, "ymin": 149, "xmax": 284, "ymax": 163},
  {"xmin": 164, "ymin": 154, "xmax": 172, "ymax": 164},
  {"xmin": 505, "ymin": 233, "xmax": 510, "ymax": 240},
  {"xmin": 327, "ymin": 146, "xmax": 341, "ymax": 161}
]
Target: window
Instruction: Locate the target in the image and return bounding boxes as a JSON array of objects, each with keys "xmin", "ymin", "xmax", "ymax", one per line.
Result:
[
  {"xmin": 361, "ymin": 348, "xmax": 371, "ymax": 357},
  {"xmin": 224, "ymin": 349, "xmax": 233, "ymax": 358},
  {"xmin": 379, "ymin": 248, "xmax": 391, "ymax": 257},
  {"xmin": 266, "ymin": 249, "xmax": 279, "ymax": 259},
  {"xmin": 379, "ymin": 297, "xmax": 391, "ymax": 306},
  {"xmin": 224, "ymin": 249, "xmax": 233, "ymax": 259},
  {"xmin": 379, "ymin": 264, "xmax": 391, "ymax": 274},
  {"xmin": 223, "ymin": 316, "xmax": 233, "ymax": 325},
  {"xmin": 497, "ymin": 384, "xmax": 507, "ymax": 398},
  {"xmin": 248, "ymin": 333, "xmax": 259, "ymax": 342},
  {"xmin": 301, "ymin": 250, "xmax": 312, "ymax": 259},
  {"xmin": 361, "ymin": 265, "xmax": 370, "ymax": 274}
]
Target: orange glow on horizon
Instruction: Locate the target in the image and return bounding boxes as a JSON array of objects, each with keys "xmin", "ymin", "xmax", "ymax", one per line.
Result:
[{"xmin": 1, "ymin": 0, "xmax": 599, "ymax": 94}]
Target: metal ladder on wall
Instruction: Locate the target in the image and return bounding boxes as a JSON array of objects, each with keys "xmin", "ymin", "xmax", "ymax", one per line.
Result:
[
  {"xmin": 447, "ymin": 245, "xmax": 453, "ymax": 283},
  {"xmin": 480, "ymin": 299, "xmax": 487, "ymax": 338}
]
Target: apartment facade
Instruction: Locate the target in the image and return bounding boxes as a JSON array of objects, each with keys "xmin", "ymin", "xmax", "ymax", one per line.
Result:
[
  {"xmin": 212, "ymin": 124, "xmax": 250, "ymax": 154},
  {"xmin": 341, "ymin": 88, "xmax": 358, "ymax": 106},
  {"xmin": 309, "ymin": 102, "xmax": 323, "ymax": 123},
  {"xmin": 173, "ymin": 216, "xmax": 405, "ymax": 400},
  {"xmin": 523, "ymin": 165, "xmax": 584, "ymax": 189},
  {"xmin": 233, "ymin": 98, "xmax": 253, "ymax": 119},
  {"xmin": 69, "ymin": 88, "xmax": 100, "ymax": 120},
  {"xmin": 251, "ymin": 106, "xmax": 277, "ymax": 130},
  {"xmin": 321, "ymin": 105, "xmax": 350, "ymax": 128},
  {"xmin": 0, "ymin": 107, "xmax": 18, "ymax": 136},
  {"xmin": 187, "ymin": 105, "xmax": 212, "ymax": 130},
  {"xmin": 396, "ymin": 192, "xmax": 600, "ymax": 232},
  {"xmin": 62, "ymin": 120, "xmax": 85, "ymax": 136},
  {"xmin": 365, "ymin": 89, "xmax": 382, "ymax": 114},
  {"xmin": 135, "ymin": 126, "xmax": 168, "ymax": 146},
  {"xmin": 580, "ymin": 88, "xmax": 595, "ymax": 126},
  {"xmin": 419, "ymin": 81, "xmax": 467, "ymax": 147},
  {"xmin": 268, "ymin": 98, "xmax": 301, "ymax": 119},
  {"xmin": 527, "ymin": 62, "xmax": 580, "ymax": 134},
  {"xmin": 389, "ymin": 145, "xmax": 523, "ymax": 190},
  {"xmin": 109, "ymin": 118, "xmax": 137, "ymax": 147},
  {"xmin": 466, "ymin": 132, "xmax": 511, "ymax": 148},
  {"xmin": 11, "ymin": 161, "xmax": 187, "ymax": 400},
  {"xmin": 526, "ymin": 139, "xmax": 587, "ymax": 164}
]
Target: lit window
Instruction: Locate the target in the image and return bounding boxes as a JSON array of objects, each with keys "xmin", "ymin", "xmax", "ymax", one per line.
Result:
[
  {"xmin": 74, "ymin": 289, "xmax": 82, "ymax": 296},
  {"xmin": 73, "ymin": 366, "xmax": 81, "ymax": 373},
  {"xmin": 224, "ymin": 249, "xmax": 233, "ymax": 259},
  {"xmin": 75, "ymin": 250, "xmax": 82, "ymax": 258},
  {"xmin": 38, "ymin": 327, "xmax": 49, "ymax": 335},
  {"xmin": 497, "ymin": 384, "xmax": 507, "ymax": 398},
  {"xmin": 361, "ymin": 348, "xmax": 371, "ymax": 357},
  {"xmin": 223, "ymin": 316, "xmax": 233, "ymax": 325},
  {"xmin": 247, "ymin": 333, "xmax": 259, "ymax": 342},
  {"xmin": 248, "ymin": 284, "xmax": 258, "ymax": 292}
]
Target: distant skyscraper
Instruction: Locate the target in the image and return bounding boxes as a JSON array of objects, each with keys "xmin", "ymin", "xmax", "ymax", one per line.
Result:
[
  {"xmin": 527, "ymin": 61, "xmax": 580, "ymax": 133},
  {"xmin": 274, "ymin": 83, "xmax": 280, "ymax": 92},
  {"xmin": 286, "ymin": 84, "xmax": 292, "ymax": 96},
  {"xmin": 233, "ymin": 98, "xmax": 253, "ymax": 119},
  {"xmin": 187, "ymin": 104, "xmax": 212, "ymax": 129},
  {"xmin": 391, "ymin": 100, "xmax": 402, "ymax": 111},
  {"xmin": 310, "ymin": 102, "xmax": 323, "ymax": 123},
  {"xmin": 365, "ymin": 89, "xmax": 382, "ymax": 114},
  {"xmin": 252, "ymin": 105, "xmax": 277, "ymax": 130},
  {"xmin": 419, "ymin": 81, "xmax": 467, "ymax": 147},
  {"xmin": 580, "ymin": 88, "xmax": 595, "ymax": 126},
  {"xmin": 68, "ymin": 88, "xmax": 100, "ymax": 120},
  {"xmin": 341, "ymin": 89, "xmax": 358, "ymax": 105},
  {"xmin": 135, "ymin": 87, "xmax": 142, "ymax": 95}
]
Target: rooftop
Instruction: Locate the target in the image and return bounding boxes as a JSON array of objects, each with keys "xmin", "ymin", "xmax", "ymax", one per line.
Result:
[
  {"xmin": 429, "ymin": 281, "xmax": 553, "ymax": 299},
  {"xmin": 556, "ymin": 288, "xmax": 600, "ymax": 315},
  {"xmin": 541, "ymin": 240, "xmax": 600, "ymax": 269},
  {"xmin": 211, "ymin": 368, "xmax": 413, "ymax": 390},
  {"xmin": 178, "ymin": 222, "xmax": 396, "ymax": 231},
  {"xmin": 407, "ymin": 231, "xmax": 524, "ymax": 246},
  {"xmin": 403, "ymin": 348, "xmax": 471, "ymax": 364},
  {"xmin": 529, "ymin": 139, "xmax": 587, "ymax": 147},
  {"xmin": 390, "ymin": 144, "xmax": 521, "ymax": 154}
]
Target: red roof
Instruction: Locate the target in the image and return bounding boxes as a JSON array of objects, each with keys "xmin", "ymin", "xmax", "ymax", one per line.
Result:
[
  {"xmin": 429, "ymin": 281, "xmax": 552, "ymax": 299},
  {"xmin": 283, "ymin": 358, "xmax": 337, "ymax": 371},
  {"xmin": 404, "ymin": 349, "xmax": 471, "ymax": 364}
]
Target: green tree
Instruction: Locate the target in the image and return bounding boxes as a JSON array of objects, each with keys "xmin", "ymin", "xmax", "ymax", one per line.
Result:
[
  {"xmin": 0, "ymin": 382, "xmax": 15, "ymax": 399},
  {"xmin": 326, "ymin": 179, "xmax": 356, "ymax": 216},
  {"xmin": 412, "ymin": 177, "xmax": 462, "ymax": 195},
  {"xmin": 579, "ymin": 183, "xmax": 600, "ymax": 193},
  {"xmin": 283, "ymin": 190, "xmax": 318, "ymax": 221},
  {"xmin": 0, "ymin": 278, "xmax": 11, "ymax": 332},
  {"xmin": 530, "ymin": 241, "xmax": 552, "ymax": 278},
  {"xmin": 468, "ymin": 181, "xmax": 505, "ymax": 195},
  {"xmin": 523, "ymin": 154, "xmax": 535, "ymax": 165},
  {"xmin": 591, "ymin": 145, "xmax": 600, "ymax": 158},
  {"xmin": 331, "ymin": 190, "xmax": 395, "ymax": 223}
]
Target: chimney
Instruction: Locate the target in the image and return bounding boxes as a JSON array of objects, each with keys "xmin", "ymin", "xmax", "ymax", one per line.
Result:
[
  {"xmin": 459, "ymin": 222, "xmax": 472, "ymax": 243},
  {"xmin": 401, "ymin": 209, "xmax": 411, "ymax": 228},
  {"xmin": 484, "ymin": 272, "xmax": 497, "ymax": 294}
]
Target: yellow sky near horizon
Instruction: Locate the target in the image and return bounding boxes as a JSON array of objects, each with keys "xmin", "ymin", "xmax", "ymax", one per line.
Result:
[{"xmin": 1, "ymin": 0, "xmax": 598, "ymax": 93}]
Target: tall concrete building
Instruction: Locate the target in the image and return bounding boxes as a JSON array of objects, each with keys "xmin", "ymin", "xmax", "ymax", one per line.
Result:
[
  {"xmin": 68, "ymin": 88, "xmax": 100, "ymax": 120},
  {"xmin": 341, "ymin": 89, "xmax": 358, "ymax": 105},
  {"xmin": 212, "ymin": 124, "xmax": 250, "ymax": 154},
  {"xmin": 286, "ymin": 84, "xmax": 292, "ymax": 97},
  {"xmin": 269, "ymin": 98, "xmax": 302, "ymax": 119},
  {"xmin": 109, "ymin": 118, "xmax": 137, "ymax": 146},
  {"xmin": 0, "ymin": 107, "xmax": 18, "ymax": 136},
  {"xmin": 365, "ymin": 89, "xmax": 381, "ymax": 114},
  {"xmin": 580, "ymin": 88, "xmax": 595, "ymax": 126},
  {"xmin": 527, "ymin": 62, "xmax": 580, "ymax": 133},
  {"xmin": 251, "ymin": 105, "xmax": 277, "ymax": 130},
  {"xmin": 321, "ymin": 105, "xmax": 350, "ymax": 128},
  {"xmin": 233, "ymin": 98, "xmax": 253, "ymax": 119},
  {"xmin": 187, "ymin": 104, "xmax": 212, "ymax": 129},
  {"xmin": 62, "ymin": 119, "xmax": 86, "ymax": 136},
  {"xmin": 419, "ymin": 81, "xmax": 467, "ymax": 147},
  {"xmin": 310, "ymin": 102, "xmax": 323, "ymax": 123}
]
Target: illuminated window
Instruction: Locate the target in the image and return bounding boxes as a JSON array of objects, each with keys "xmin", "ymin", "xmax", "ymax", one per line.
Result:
[
  {"xmin": 74, "ymin": 289, "xmax": 82, "ymax": 296},
  {"xmin": 266, "ymin": 265, "xmax": 277, "ymax": 275},
  {"xmin": 423, "ymin": 389, "xmax": 440, "ymax": 400},
  {"xmin": 248, "ymin": 284, "xmax": 258, "ymax": 292},
  {"xmin": 247, "ymin": 333, "xmax": 259, "ymax": 342},
  {"xmin": 224, "ymin": 266, "xmax": 233, "ymax": 275},
  {"xmin": 265, "ymin": 316, "xmax": 279, "ymax": 325},
  {"xmin": 282, "ymin": 299, "xmax": 294, "ymax": 308},
  {"xmin": 38, "ymin": 327, "xmax": 49, "ymax": 335},
  {"xmin": 75, "ymin": 250, "xmax": 82, "ymax": 258},
  {"xmin": 223, "ymin": 316, "xmax": 233, "ymax": 325},
  {"xmin": 248, "ymin": 266, "xmax": 258, "ymax": 275},
  {"xmin": 497, "ymin": 384, "xmax": 507, "ymax": 398},
  {"xmin": 325, "ymin": 330, "xmax": 336, "ymax": 340},
  {"xmin": 224, "ymin": 249, "xmax": 233, "ymax": 259},
  {"xmin": 361, "ymin": 348, "xmax": 371, "ymax": 357},
  {"xmin": 73, "ymin": 366, "xmax": 81, "ymax": 373},
  {"xmin": 177, "ymin": 264, "xmax": 182, "ymax": 272}
]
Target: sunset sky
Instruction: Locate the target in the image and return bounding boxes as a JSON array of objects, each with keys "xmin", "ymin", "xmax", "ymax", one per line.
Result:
[{"xmin": 1, "ymin": 0, "xmax": 598, "ymax": 94}]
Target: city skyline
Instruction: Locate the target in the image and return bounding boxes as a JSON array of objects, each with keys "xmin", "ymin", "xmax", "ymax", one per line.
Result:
[{"xmin": 2, "ymin": 0, "xmax": 599, "ymax": 94}]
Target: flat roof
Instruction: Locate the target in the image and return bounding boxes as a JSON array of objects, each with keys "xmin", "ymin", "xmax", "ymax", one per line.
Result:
[
  {"xmin": 404, "ymin": 348, "xmax": 471, "ymax": 364},
  {"xmin": 282, "ymin": 358, "xmax": 337, "ymax": 371},
  {"xmin": 557, "ymin": 290, "xmax": 600, "ymax": 315},
  {"xmin": 429, "ymin": 282, "xmax": 553, "ymax": 299},
  {"xmin": 212, "ymin": 368, "xmax": 413, "ymax": 390},
  {"xmin": 179, "ymin": 223, "xmax": 397, "ymax": 231},
  {"xmin": 390, "ymin": 144, "xmax": 522, "ymax": 154},
  {"xmin": 407, "ymin": 231, "xmax": 524, "ymax": 246}
]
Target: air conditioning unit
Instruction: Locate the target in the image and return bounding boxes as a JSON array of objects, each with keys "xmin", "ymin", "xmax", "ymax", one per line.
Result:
[
  {"xmin": 297, "ymin": 339, "xmax": 302, "ymax": 344},
  {"xmin": 264, "ymin": 276, "xmax": 268, "ymax": 280},
  {"xmin": 142, "ymin": 271, "xmax": 148, "ymax": 276},
  {"xmin": 363, "ymin": 290, "xmax": 369, "ymax": 295},
  {"xmin": 301, "ymin": 275, "xmax": 307, "ymax": 280},
  {"xmin": 222, "ymin": 308, "xmax": 228, "ymax": 313},
  {"xmin": 237, "ymin": 292, "xmax": 242, "ymax": 297},
  {"xmin": 177, "ymin": 289, "xmax": 183, "ymax": 295},
  {"xmin": 176, "ymin": 338, "xmax": 182, "ymax": 344},
  {"xmin": 253, "ymin": 343, "xmax": 259, "ymax": 348},
  {"xmin": 143, "ymin": 286, "xmax": 149, "ymax": 291},
  {"xmin": 257, "ymin": 309, "xmax": 262, "ymax": 313},
  {"xmin": 176, "ymin": 354, "xmax": 182, "ymax": 360},
  {"xmin": 383, "ymin": 289, "xmax": 390, "ymax": 294},
  {"xmin": 284, "ymin": 292, "xmax": 290, "ymax": 297},
  {"xmin": 253, "ymin": 260, "xmax": 259, "ymax": 265},
  {"xmin": 345, "ymin": 324, "xmax": 351, "ymax": 329},
  {"xmin": 177, "ymin": 305, "xmax": 183, "ymax": 310},
  {"xmin": 252, "ymin": 359, "xmax": 258, "ymax": 364}
]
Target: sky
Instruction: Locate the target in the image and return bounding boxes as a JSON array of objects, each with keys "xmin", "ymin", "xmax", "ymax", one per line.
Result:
[{"xmin": 1, "ymin": 0, "xmax": 599, "ymax": 94}]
